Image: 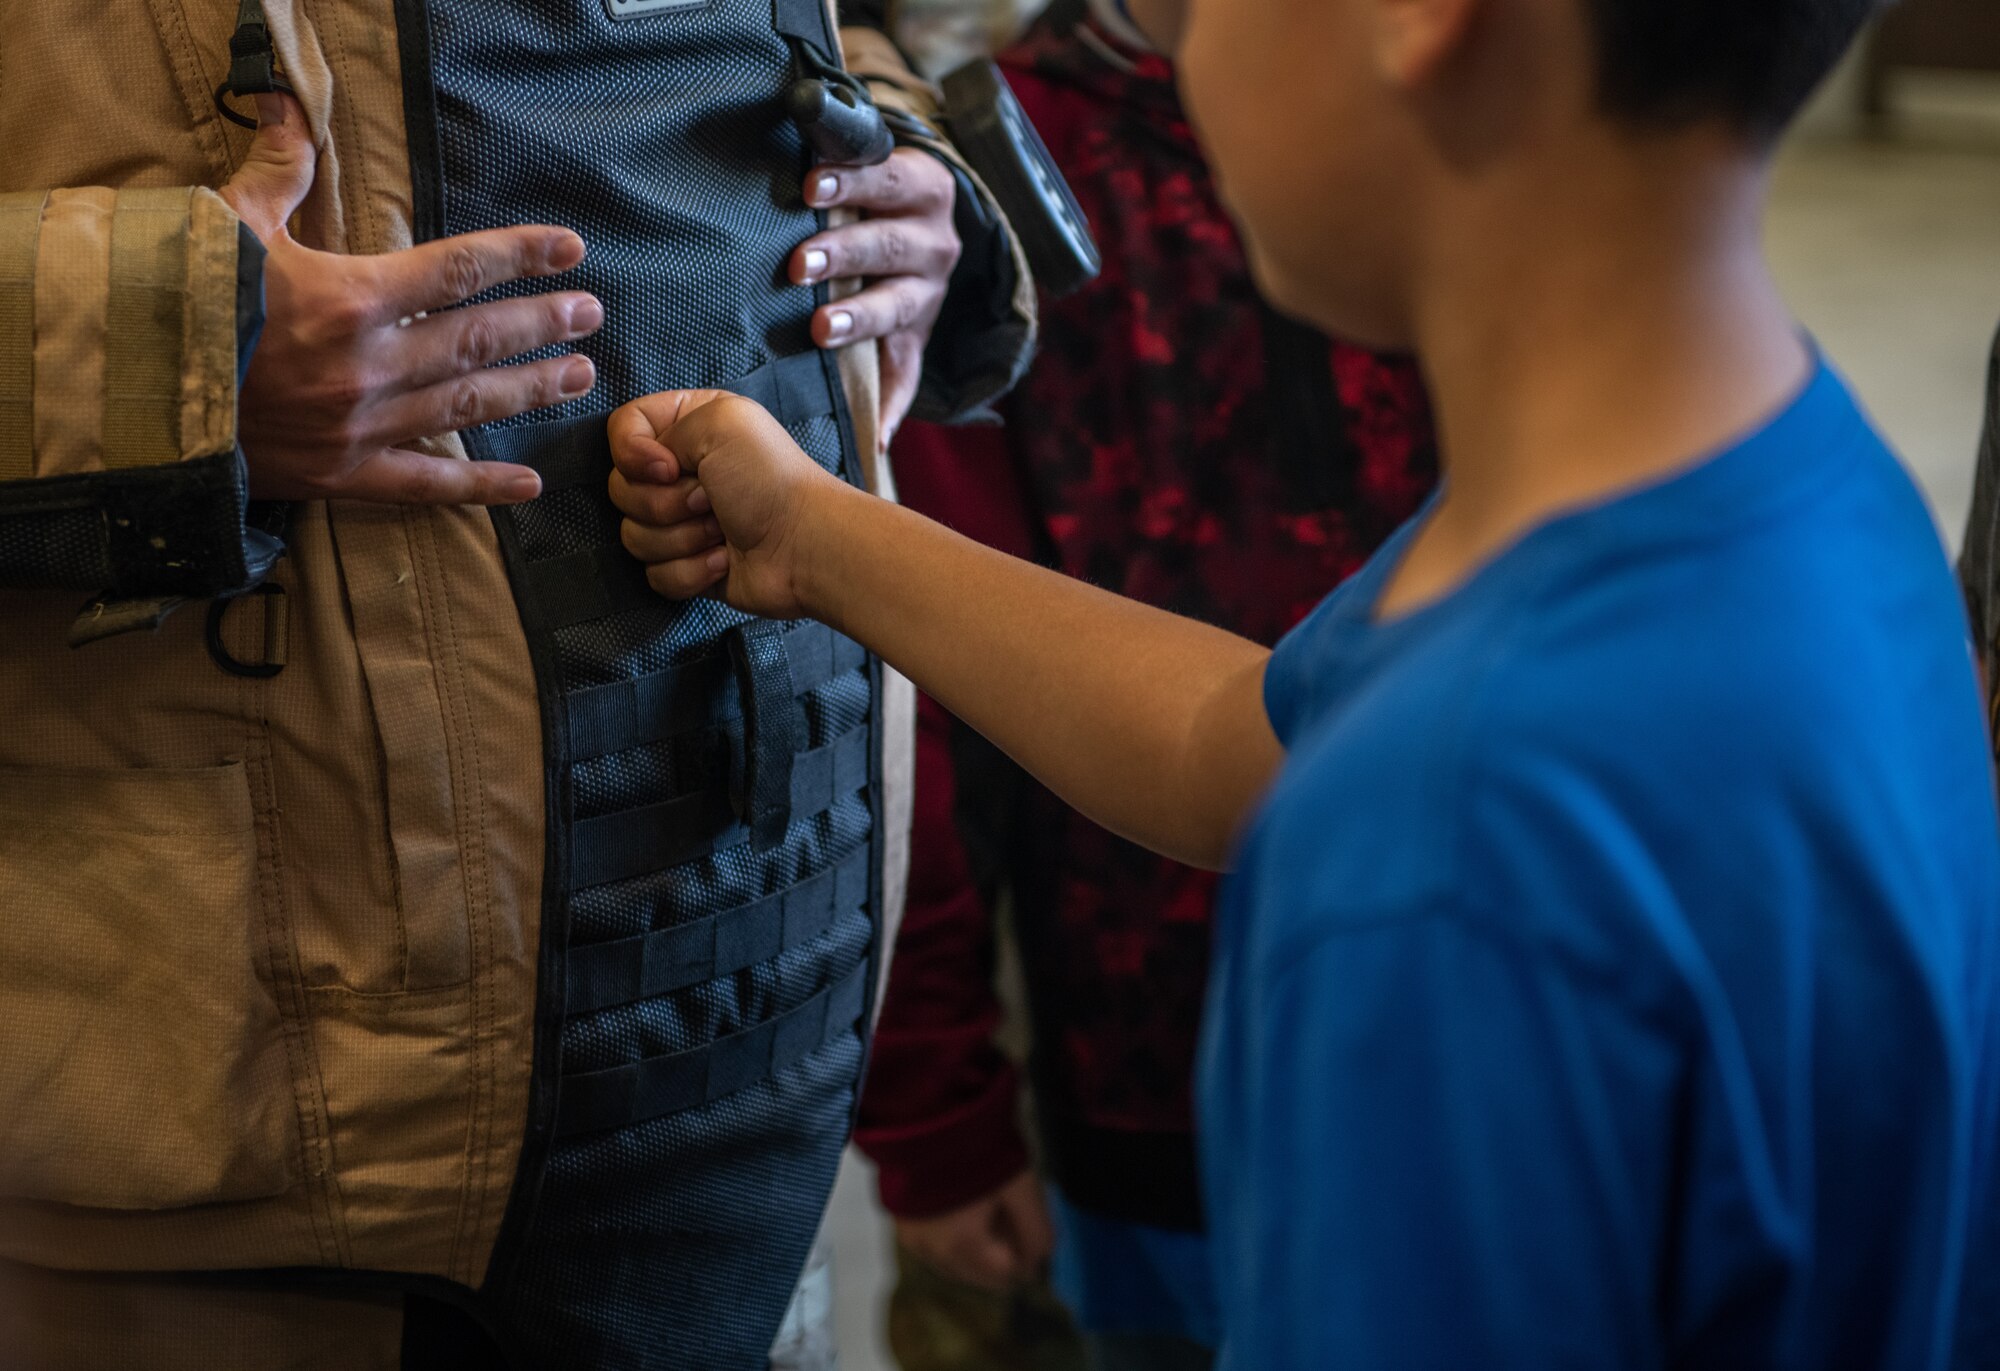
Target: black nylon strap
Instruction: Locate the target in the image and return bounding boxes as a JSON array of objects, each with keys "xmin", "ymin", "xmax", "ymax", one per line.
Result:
[
  {"xmin": 735, "ymin": 349, "xmax": 844, "ymax": 430},
  {"xmin": 570, "ymin": 788, "xmax": 736, "ymax": 893},
  {"xmin": 772, "ymin": 0, "xmax": 839, "ymax": 66},
  {"xmin": 490, "ymin": 352, "xmax": 838, "ymax": 496},
  {"xmin": 567, "ymin": 722, "xmax": 872, "ymax": 891},
  {"xmin": 566, "ymin": 844, "xmax": 871, "ymax": 1016},
  {"xmin": 731, "ymin": 621, "xmax": 798, "ymax": 852},
  {"xmin": 484, "ymin": 411, "xmax": 612, "ymax": 495},
  {"xmin": 555, "ymin": 958, "xmax": 869, "ymax": 1138}
]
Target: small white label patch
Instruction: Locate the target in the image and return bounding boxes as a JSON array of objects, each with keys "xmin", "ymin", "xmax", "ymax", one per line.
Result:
[{"xmin": 604, "ymin": 0, "xmax": 709, "ymax": 19}]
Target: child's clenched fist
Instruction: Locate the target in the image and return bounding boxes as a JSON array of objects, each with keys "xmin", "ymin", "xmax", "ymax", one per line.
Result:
[{"xmin": 607, "ymin": 389, "xmax": 850, "ymax": 620}]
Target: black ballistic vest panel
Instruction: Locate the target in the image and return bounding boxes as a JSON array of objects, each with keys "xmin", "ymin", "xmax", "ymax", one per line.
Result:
[{"xmin": 395, "ymin": 2, "xmax": 881, "ymax": 1365}]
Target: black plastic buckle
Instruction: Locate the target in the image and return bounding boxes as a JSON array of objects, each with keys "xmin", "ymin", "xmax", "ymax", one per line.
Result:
[{"xmin": 212, "ymin": 0, "xmax": 297, "ymax": 129}]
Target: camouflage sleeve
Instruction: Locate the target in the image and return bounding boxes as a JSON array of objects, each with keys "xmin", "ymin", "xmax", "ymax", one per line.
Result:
[
  {"xmin": 839, "ymin": 25, "xmax": 1039, "ymax": 425},
  {"xmin": 0, "ymin": 186, "xmax": 280, "ymax": 641}
]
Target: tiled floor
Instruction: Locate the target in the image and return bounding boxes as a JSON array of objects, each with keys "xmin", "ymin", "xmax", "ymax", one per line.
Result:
[{"xmin": 819, "ymin": 127, "xmax": 2000, "ymax": 1371}]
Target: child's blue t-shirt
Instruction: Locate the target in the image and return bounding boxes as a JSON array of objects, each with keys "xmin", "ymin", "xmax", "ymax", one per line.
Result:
[{"xmin": 1199, "ymin": 362, "xmax": 2000, "ymax": 1370}]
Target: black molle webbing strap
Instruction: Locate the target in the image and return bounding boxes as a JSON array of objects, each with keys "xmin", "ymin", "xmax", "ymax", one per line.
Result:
[
  {"xmin": 569, "ymin": 789, "xmax": 733, "ymax": 893},
  {"xmin": 731, "ymin": 620, "xmax": 798, "ymax": 852},
  {"xmin": 490, "ymin": 352, "xmax": 839, "ymax": 497},
  {"xmin": 564, "ymin": 623, "xmax": 866, "ymax": 761},
  {"xmin": 772, "ymin": 0, "xmax": 839, "ymax": 66},
  {"xmin": 567, "ymin": 722, "xmax": 871, "ymax": 891},
  {"xmin": 731, "ymin": 349, "xmax": 843, "ymax": 429},
  {"xmin": 555, "ymin": 959, "xmax": 870, "ymax": 1138},
  {"xmin": 784, "ymin": 720, "xmax": 869, "ymax": 819},
  {"xmin": 566, "ymin": 843, "xmax": 871, "ymax": 1015}
]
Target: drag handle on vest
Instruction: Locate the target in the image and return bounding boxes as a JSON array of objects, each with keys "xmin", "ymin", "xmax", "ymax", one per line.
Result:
[{"xmin": 787, "ymin": 76, "xmax": 897, "ymax": 168}]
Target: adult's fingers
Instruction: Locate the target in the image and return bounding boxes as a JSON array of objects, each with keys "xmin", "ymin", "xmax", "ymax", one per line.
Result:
[
  {"xmin": 621, "ymin": 513, "xmax": 722, "ymax": 565},
  {"xmin": 219, "ymin": 93, "xmax": 317, "ymax": 243},
  {"xmin": 812, "ymin": 277, "xmax": 942, "ymax": 349},
  {"xmin": 362, "ymin": 225, "xmax": 587, "ymax": 325},
  {"xmin": 336, "ymin": 450, "xmax": 543, "ymax": 506},
  {"xmin": 389, "ymin": 291, "xmax": 604, "ymax": 391},
  {"xmin": 876, "ymin": 330, "xmax": 924, "ymax": 448},
  {"xmin": 609, "ymin": 469, "xmax": 706, "ymax": 527},
  {"xmin": 374, "ymin": 354, "xmax": 596, "ymax": 444},
  {"xmin": 792, "ymin": 216, "xmax": 958, "ymax": 288},
  {"xmin": 804, "ymin": 149, "xmax": 955, "ymax": 216}
]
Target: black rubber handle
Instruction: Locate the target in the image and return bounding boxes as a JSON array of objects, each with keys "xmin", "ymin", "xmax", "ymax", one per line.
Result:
[{"xmin": 788, "ymin": 78, "xmax": 897, "ymax": 168}]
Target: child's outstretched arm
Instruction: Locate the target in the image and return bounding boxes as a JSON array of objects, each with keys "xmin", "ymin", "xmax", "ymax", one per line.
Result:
[{"xmin": 609, "ymin": 390, "xmax": 1283, "ymax": 871}]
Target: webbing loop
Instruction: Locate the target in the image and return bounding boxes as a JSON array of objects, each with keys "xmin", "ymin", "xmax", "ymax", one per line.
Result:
[{"xmin": 730, "ymin": 620, "xmax": 798, "ymax": 852}]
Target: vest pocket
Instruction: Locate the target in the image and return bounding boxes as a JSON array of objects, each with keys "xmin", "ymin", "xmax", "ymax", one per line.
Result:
[{"xmin": 0, "ymin": 761, "xmax": 295, "ymax": 1209}]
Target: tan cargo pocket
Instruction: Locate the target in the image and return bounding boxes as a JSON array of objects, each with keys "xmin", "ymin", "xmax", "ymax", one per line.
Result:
[{"xmin": 0, "ymin": 762, "xmax": 295, "ymax": 1209}]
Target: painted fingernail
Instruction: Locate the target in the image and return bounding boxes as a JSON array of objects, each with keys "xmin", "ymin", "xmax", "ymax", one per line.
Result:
[
  {"xmin": 823, "ymin": 310, "xmax": 853, "ymax": 344},
  {"xmin": 688, "ymin": 486, "xmax": 712, "ymax": 514},
  {"xmin": 801, "ymin": 248, "xmax": 829, "ymax": 282},
  {"xmin": 707, "ymin": 549, "xmax": 730, "ymax": 572},
  {"xmin": 812, "ymin": 174, "xmax": 839, "ymax": 205},
  {"xmin": 569, "ymin": 296, "xmax": 604, "ymax": 335},
  {"xmin": 559, "ymin": 356, "xmax": 595, "ymax": 397}
]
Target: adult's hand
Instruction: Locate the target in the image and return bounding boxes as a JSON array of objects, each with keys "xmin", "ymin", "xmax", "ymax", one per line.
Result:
[
  {"xmin": 220, "ymin": 94, "xmax": 601, "ymax": 505},
  {"xmin": 791, "ymin": 148, "xmax": 960, "ymax": 448},
  {"xmin": 893, "ymin": 1171, "xmax": 1055, "ymax": 1292}
]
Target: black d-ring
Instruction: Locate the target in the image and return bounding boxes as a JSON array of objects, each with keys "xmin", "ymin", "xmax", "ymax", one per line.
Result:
[{"xmin": 206, "ymin": 582, "xmax": 289, "ymax": 679}]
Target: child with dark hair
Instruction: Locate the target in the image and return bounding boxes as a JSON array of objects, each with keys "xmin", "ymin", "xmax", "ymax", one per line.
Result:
[
  {"xmin": 852, "ymin": 9, "xmax": 1435, "ymax": 1369},
  {"xmin": 609, "ymin": 0, "xmax": 2000, "ymax": 1364}
]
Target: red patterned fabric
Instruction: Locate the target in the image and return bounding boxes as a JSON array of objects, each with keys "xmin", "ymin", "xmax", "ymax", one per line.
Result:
[{"xmin": 855, "ymin": 17, "xmax": 1438, "ymax": 1224}]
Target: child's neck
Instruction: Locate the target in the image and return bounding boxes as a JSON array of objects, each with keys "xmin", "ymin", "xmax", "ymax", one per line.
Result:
[{"xmin": 1377, "ymin": 135, "xmax": 1812, "ymax": 621}]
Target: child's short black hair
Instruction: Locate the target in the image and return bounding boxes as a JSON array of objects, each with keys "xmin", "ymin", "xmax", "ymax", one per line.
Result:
[{"xmin": 1586, "ymin": 0, "xmax": 1881, "ymax": 137}]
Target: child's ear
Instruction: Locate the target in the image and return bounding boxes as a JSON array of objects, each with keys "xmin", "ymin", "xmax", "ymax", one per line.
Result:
[{"xmin": 1372, "ymin": 0, "xmax": 1482, "ymax": 90}]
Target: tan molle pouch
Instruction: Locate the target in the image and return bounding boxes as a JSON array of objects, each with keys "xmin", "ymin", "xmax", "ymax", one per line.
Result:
[{"xmin": 0, "ymin": 762, "xmax": 295, "ymax": 1209}]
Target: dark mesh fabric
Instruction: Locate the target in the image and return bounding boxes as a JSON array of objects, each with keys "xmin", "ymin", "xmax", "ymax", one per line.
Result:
[
  {"xmin": 0, "ymin": 508, "xmax": 111, "ymax": 589},
  {"xmin": 510, "ymin": 1032, "xmax": 863, "ymax": 1371},
  {"xmin": 418, "ymin": 2, "xmax": 878, "ymax": 1366},
  {"xmin": 428, "ymin": 0, "xmax": 816, "ymax": 422}
]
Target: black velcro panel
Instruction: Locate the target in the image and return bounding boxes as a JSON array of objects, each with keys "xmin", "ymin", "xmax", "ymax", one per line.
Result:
[
  {"xmin": 555, "ymin": 958, "xmax": 869, "ymax": 1138},
  {"xmin": 519, "ymin": 544, "xmax": 661, "ymax": 631},
  {"xmin": 566, "ymin": 843, "xmax": 870, "ymax": 1015},
  {"xmin": 567, "ymin": 721, "xmax": 871, "ymax": 891}
]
